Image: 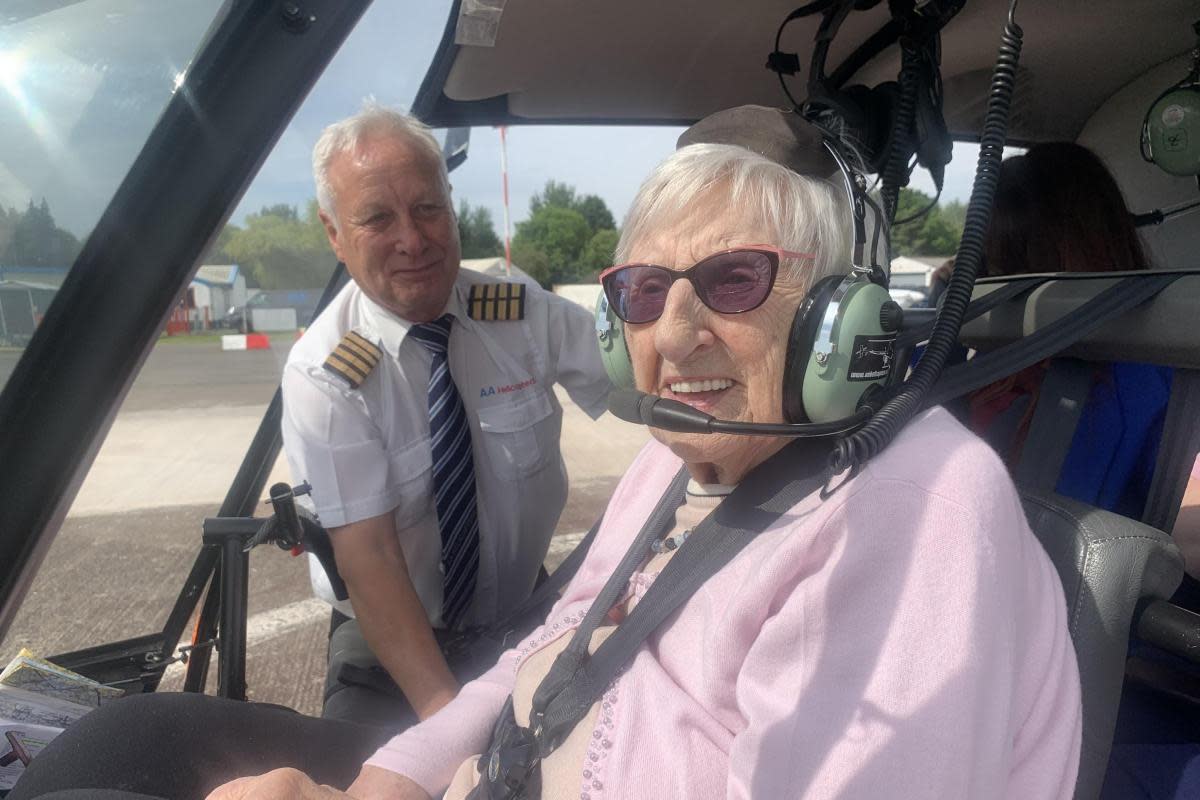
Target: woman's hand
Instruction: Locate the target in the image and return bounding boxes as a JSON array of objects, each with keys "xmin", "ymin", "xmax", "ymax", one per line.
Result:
[
  {"xmin": 347, "ymin": 765, "xmax": 432, "ymax": 800},
  {"xmin": 205, "ymin": 769, "xmax": 349, "ymax": 800},
  {"xmin": 205, "ymin": 766, "xmax": 430, "ymax": 800}
]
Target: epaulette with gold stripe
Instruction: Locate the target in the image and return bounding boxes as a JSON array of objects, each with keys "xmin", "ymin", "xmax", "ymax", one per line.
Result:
[
  {"xmin": 322, "ymin": 330, "xmax": 381, "ymax": 389},
  {"xmin": 467, "ymin": 282, "xmax": 526, "ymax": 321}
]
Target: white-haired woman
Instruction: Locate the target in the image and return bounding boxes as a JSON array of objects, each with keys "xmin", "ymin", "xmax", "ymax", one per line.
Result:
[{"xmin": 11, "ymin": 122, "xmax": 1081, "ymax": 800}]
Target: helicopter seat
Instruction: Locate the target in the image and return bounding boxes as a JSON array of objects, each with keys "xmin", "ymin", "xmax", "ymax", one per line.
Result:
[{"xmin": 1019, "ymin": 490, "xmax": 1184, "ymax": 800}]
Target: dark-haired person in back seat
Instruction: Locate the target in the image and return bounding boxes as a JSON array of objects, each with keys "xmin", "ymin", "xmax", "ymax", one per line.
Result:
[
  {"xmin": 965, "ymin": 141, "xmax": 1199, "ymax": 800},
  {"xmin": 966, "ymin": 142, "xmax": 1172, "ymax": 520}
]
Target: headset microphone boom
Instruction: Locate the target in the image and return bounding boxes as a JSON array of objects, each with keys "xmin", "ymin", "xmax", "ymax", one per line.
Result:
[{"xmin": 607, "ymin": 389, "xmax": 873, "ymax": 438}]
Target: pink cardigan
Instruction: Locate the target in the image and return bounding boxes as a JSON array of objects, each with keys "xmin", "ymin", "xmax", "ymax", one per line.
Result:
[{"xmin": 367, "ymin": 407, "xmax": 1082, "ymax": 798}]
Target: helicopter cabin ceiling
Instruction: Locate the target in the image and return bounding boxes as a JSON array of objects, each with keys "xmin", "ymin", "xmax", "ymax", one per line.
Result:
[{"xmin": 416, "ymin": 0, "xmax": 1198, "ymax": 143}]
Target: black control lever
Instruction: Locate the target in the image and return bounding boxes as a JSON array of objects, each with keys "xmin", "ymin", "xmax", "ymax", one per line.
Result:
[
  {"xmin": 269, "ymin": 482, "xmax": 304, "ymax": 548},
  {"xmin": 242, "ymin": 481, "xmax": 348, "ymax": 601}
]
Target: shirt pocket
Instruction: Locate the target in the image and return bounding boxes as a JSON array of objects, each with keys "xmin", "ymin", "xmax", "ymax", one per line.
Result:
[
  {"xmin": 386, "ymin": 435, "xmax": 433, "ymax": 528},
  {"xmin": 476, "ymin": 389, "xmax": 558, "ymax": 480}
]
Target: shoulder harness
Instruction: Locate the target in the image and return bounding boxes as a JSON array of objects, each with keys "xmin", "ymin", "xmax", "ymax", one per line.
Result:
[
  {"xmin": 467, "ymin": 282, "xmax": 527, "ymax": 321},
  {"xmin": 322, "ymin": 330, "xmax": 382, "ymax": 389}
]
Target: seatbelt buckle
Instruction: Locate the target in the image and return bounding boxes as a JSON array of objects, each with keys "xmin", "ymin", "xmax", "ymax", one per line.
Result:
[{"xmin": 474, "ymin": 704, "xmax": 542, "ymax": 799}]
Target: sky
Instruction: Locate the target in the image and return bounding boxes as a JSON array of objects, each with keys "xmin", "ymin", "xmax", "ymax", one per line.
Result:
[{"xmin": 0, "ymin": 0, "xmax": 987, "ymax": 244}]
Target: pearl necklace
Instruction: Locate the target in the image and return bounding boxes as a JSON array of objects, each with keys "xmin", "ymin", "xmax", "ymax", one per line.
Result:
[{"xmin": 650, "ymin": 528, "xmax": 692, "ymax": 554}]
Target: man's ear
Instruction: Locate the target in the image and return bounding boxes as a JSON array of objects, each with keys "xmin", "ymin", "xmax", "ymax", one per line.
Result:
[{"xmin": 318, "ymin": 210, "xmax": 345, "ymax": 262}]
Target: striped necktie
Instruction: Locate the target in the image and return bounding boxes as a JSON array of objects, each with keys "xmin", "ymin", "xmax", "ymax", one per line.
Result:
[{"xmin": 408, "ymin": 314, "xmax": 479, "ymax": 629}]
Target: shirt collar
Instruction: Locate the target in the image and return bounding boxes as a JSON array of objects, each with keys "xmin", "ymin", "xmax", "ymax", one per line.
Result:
[
  {"xmin": 686, "ymin": 479, "xmax": 736, "ymax": 497},
  {"xmin": 357, "ymin": 279, "xmax": 468, "ymax": 359}
]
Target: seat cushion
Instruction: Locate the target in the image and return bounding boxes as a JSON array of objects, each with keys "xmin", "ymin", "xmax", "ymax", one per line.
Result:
[{"xmin": 1020, "ymin": 490, "xmax": 1184, "ymax": 800}]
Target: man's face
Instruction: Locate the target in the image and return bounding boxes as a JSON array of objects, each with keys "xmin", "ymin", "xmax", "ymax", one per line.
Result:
[{"xmin": 320, "ymin": 133, "xmax": 460, "ymax": 323}]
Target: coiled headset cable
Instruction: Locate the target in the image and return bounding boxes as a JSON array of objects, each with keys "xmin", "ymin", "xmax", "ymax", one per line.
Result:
[{"xmin": 829, "ymin": 0, "xmax": 1025, "ymax": 476}]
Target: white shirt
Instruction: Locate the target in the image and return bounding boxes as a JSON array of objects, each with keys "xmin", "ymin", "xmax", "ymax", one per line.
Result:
[{"xmin": 281, "ymin": 269, "xmax": 611, "ymax": 627}]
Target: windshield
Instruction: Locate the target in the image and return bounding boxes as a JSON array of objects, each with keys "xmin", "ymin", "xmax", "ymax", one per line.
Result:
[
  {"xmin": 0, "ymin": 0, "xmax": 659, "ymax": 702},
  {"xmin": 0, "ymin": 0, "xmax": 226, "ymax": 394}
]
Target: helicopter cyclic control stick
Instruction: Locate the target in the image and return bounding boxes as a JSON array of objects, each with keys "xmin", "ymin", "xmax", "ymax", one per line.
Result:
[{"xmin": 243, "ymin": 481, "xmax": 348, "ymax": 601}]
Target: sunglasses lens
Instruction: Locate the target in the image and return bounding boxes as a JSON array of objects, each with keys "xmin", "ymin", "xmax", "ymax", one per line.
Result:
[
  {"xmin": 605, "ymin": 265, "xmax": 673, "ymax": 323},
  {"xmin": 696, "ymin": 250, "xmax": 775, "ymax": 313}
]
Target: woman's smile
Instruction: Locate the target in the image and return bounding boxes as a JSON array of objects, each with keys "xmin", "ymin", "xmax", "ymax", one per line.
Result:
[{"xmin": 662, "ymin": 377, "xmax": 735, "ymax": 412}]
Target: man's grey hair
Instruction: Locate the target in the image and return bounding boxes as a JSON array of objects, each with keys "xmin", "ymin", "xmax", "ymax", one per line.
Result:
[
  {"xmin": 615, "ymin": 143, "xmax": 850, "ymax": 287},
  {"xmin": 312, "ymin": 104, "xmax": 448, "ymax": 224}
]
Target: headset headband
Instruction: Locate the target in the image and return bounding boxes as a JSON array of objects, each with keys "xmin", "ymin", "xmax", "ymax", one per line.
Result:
[{"xmin": 677, "ymin": 105, "xmax": 874, "ymax": 279}]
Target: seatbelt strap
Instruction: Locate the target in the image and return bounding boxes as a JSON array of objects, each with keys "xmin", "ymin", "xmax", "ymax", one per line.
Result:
[
  {"xmin": 923, "ymin": 273, "xmax": 1182, "ymax": 408},
  {"xmin": 530, "ymin": 441, "xmax": 829, "ymax": 754},
  {"xmin": 895, "ymin": 275, "xmax": 1044, "ymax": 350},
  {"xmin": 1012, "ymin": 358, "xmax": 1095, "ymax": 492},
  {"xmin": 559, "ymin": 468, "xmax": 692, "ymax": 660},
  {"xmin": 977, "ymin": 392, "xmax": 1032, "ymax": 456},
  {"xmin": 1142, "ymin": 368, "xmax": 1200, "ymax": 532}
]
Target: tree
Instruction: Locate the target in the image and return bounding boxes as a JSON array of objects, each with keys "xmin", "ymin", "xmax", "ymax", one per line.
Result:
[
  {"xmin": 888, "ymin": 188, "xmax": 964, "ymax": 257},
  {"xmin": 457, "ymin": 200, "xmax": 502, "ymax": 259},
  {"xmin": 575, "ymin": 194, "xmax": 616, "ymax": 233},
  {"xmin": 940, "ymin": 199, "xmax": 967, "ymax": 233},
  {"xmin": 529, "ymin": 180, "xmax": 577, "ymax": 215},
  {"xmin": 529, "ymin": 182, "xmax": 615, "ymax": 235},
  {"xmin": 512, "ymin": 206, "xmax": 591, "ymax": 284},
  {"xmin": 0, "ymin": 206, "xmax": 15, "ymax": 264},
  {"xmin": 204, "ymin": 222, "xmax": 241, "ymax": 267},
  {"xmin": 0, "ymin": 199, "xmax": 82, "ymax": 268},
  {"xmin": 214, "ymin": 200, "xmax": 336, "ymax": 289},
  {"xmin": 578, "ymin": 228, "xmax": 620, "ymax": 277},
  {"xmin": 510, "ymin": 238, "xmax": 552, "ymax": 287},
  {"xmin": 515, "ymin": 180, "xmax": 619, "ymax": 285},
  {"xmin": 258, "ymin": 203, "xmax": 300, "ymax": 222}
]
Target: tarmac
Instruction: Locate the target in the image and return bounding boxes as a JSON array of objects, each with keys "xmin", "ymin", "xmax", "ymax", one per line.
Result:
[{"xmin": 0, "ymin": 335, "xmax": 649, "ymax": 714}]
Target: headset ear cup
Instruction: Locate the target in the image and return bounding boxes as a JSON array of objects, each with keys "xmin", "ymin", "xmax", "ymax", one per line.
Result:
[
  {"xmin": 595, "ymin": 293, "xmax": 635, "ymax": 390},
  {"xmin": 782, "ymin": 275, "xmax": 844, "ymax": 424},
  {"xmin": 1143, "ymin": 84, "xmax": 1200, "ymax": 176}
]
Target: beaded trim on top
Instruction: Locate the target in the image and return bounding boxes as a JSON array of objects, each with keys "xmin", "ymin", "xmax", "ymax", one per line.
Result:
[
  {"xmin": 579, "ymin": 675, "xmax": 621, "ymax": 800},
  {"xmin": 649, "ymin": 528, "xmax": 691, "ymax": 554}
]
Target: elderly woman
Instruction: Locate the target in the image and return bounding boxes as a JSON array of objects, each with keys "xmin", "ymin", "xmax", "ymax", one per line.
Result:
[
  {"xmin": 317, "ymin": 130, "xmax": 1080, "ymax": 798},
  {"xmin": 12, "ymin": 120, "xmax": 1081, "ymax": 800}
]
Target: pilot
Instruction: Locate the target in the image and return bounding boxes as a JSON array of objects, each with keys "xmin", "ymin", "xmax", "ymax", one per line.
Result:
[{"xmin": 282, "ymin": 105, "xmax": 612, "ymax": 727}]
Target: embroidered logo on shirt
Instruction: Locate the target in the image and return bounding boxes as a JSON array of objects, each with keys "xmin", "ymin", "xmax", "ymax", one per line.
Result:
[
  {"xmin": 322, "ymin": 330, "xmax": 381, "ymax": 389},
  {"xmin": 467, "ymin": 282, "xmax": 526, "ymax": 321},
  {"xmin": 479, "ymin": 377, "xmax": 536, "ymax": 397}
]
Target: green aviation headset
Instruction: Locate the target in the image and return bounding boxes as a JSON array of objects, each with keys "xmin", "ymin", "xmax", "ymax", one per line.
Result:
[
  {"xmin": 595, "ymin": 106, "xmax": 902, "ymax": 428},
  {"xmin": 1141, "ymin": 23, "xmax": 1200, "ymax": 178}
]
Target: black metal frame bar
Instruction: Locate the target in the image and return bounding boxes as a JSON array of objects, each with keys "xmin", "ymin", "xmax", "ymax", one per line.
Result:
[
  {"xmin": 0, "ymin": 0, "xmax": 372, "ymax": 642},
  {"xmin": 197, "ymin": 517, "xmax": 264, "ymax": 700},
  {"xmin": 49, "ymin": 264, "xmax": 348, "ymax": 692},
  {"xmin": 179, "ymin": 265, "xmax": 347, "ymax": 694}
]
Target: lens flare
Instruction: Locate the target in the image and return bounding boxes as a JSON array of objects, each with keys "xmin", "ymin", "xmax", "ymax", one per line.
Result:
[
  {"xmin": 0, "ymin": 45, "xmax": 71, "ymax": 173},
  {"xmin": 0, "ymin": 49, "xmax": 26, "ymax": 93}
]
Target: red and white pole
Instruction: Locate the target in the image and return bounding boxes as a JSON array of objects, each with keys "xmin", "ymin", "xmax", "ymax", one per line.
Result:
[{"xmin": 498, "ymin": 125, "xmax": 512, "ymax": 276}]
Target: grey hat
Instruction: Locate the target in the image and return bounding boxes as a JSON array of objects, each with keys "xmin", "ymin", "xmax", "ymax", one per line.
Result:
[{"xmin": 677, "ymin": 105, "xmax": 838, "ymax": 178}]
